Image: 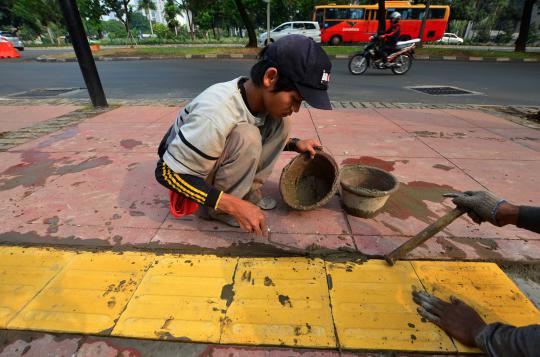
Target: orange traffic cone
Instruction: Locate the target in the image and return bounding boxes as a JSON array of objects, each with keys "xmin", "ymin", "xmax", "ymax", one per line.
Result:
[{"xmin": 0, "ymin": 41, "xmax": 21, "ymax": 59}]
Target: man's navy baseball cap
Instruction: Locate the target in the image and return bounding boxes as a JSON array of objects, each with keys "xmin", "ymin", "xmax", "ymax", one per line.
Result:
[{"xmin": 262, "ymin": 35, "xmax": 332, "ymax": 110}]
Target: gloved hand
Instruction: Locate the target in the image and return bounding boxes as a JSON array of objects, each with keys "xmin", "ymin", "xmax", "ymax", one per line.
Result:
[{"xmin": 444, "ymin": 191, "xmax": 506, "ymax": 226}]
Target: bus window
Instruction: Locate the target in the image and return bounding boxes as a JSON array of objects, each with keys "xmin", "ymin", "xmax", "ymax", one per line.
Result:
[
  {"xmin": 327, "ymin": 8, "xmax": 350, "ymax": 19},
  {"xmin": 324, "ymin": 21, "xmax": 343, "ymax": 29},
  {"xmin": 366, "ymin": 10, "xmax": 377, "ymax": 20},
  {"xmin": 315, "ymin": 8, "xmax": 324, "ymax": 27},
  {"xmin": 350, "ymin": 9, "xmax": 364, "ymax": 20},
  {"xmin": 386, "ymin": 8, "xmax": 414, "ymax": 20},
  {"xmin": 411, "ymin": 8, "xmax": 426, "ymax": 20},
  {"xmin": 428, "ymin": 8, "xmax": 446, "ymax": 19}
]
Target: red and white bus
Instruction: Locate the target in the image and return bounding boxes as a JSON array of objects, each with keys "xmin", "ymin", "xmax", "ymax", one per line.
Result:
[{"xmin": 313, "ymin": 1, "xmax": 450, "ymax": 45}]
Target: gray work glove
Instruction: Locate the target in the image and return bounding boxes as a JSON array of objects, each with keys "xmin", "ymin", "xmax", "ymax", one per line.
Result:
[{"xmin": 444, "ymin": 191, "xmax": 506, "ymax": 226}]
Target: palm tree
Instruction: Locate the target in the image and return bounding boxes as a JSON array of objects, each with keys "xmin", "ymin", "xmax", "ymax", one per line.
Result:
[{"xmin": 138, "ymin": 0, "xmax": 156, "ymax": 35}]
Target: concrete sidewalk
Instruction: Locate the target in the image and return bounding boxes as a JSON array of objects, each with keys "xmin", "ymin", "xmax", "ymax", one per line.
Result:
[
  {"xmin": 1, "ymin": 102, "xmax": 539, "ymax": 356},
  {"xmin": 1, "ymin": 103, "xmax": 539, "ymax": 261}
]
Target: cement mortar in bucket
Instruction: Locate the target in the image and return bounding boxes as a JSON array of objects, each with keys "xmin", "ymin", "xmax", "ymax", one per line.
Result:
[
  {"xmin": 340, "ymin": 165, "xmax": 399, "ymax": 218},
  {"xmin": 280, "ymin": 151, "xmax": 340, "ymax": 211}
]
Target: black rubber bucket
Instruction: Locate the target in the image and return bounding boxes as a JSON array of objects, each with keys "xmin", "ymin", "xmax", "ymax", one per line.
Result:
[{"xmin": 279, "ymin": 151, "xmax": 340, "ymax": 211}]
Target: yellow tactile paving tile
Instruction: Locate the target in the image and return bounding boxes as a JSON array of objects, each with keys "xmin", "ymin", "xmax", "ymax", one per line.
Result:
[
  {"xmin": 327, "ymin": 260, "xmax": 456, "ymax": 352},
  {"xmin": 113, "ymin": 254, "xmax": 237, "ymax": 343},
  {"xmin": 412, "ymin": 261, "xmax": 540, "ymax": 353},
  {"xmin": 220, "ymin": 257, "xmax": 336, "ymax": 348},
  {"xmin": 0, "ymin": 247, "xmax": 75, "ymax": 328},
  {"xmin": 2, "ymin": 246, "xmax": 539, "ymax": 354},
  {"xmin": 8, "ymin": 251, "xmax": 152, "ymax": 334}
]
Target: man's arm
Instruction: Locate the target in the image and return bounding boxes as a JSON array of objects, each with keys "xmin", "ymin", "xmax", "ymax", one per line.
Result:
[
  {"xmin": 516, "ymin": 206, "xmax": 540, "ymax": 234},
  {"xmin": 449, "ymin": 191, "xmax": 539, "ymax": 234},
  {"xmin": 475, "ymin": 323, "xmax": 540, "ymax": 357},
  {"xmin": 155, "ymin": 161, "xmax": 267, "ymax": 236}
]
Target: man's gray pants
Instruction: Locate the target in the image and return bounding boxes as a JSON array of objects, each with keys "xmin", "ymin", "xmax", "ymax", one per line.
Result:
[{"xmin": 207, "ymin": 116, "xmax": 291, "ymax": 202}]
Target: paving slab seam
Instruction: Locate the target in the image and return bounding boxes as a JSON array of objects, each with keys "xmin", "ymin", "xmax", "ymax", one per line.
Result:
[
  {"xmin": 218, "ymin": 258, "xmax": 240, "ymax": 344},
  {"xmin": 323, "ymin": 261, "xmax": 345, "ymax": 355},
  {"xmin": 408, "ymin": 263, "xmax": 459, "ymax": 352}
]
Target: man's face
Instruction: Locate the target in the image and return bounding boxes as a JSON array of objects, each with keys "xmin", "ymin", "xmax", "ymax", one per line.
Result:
[
  {"xmin": 261, "ymin": 68, "xmax": 303, "ymax": 118},
  {"xmin": 263, "ymin": 89, "xmax": 302, "ymax": 118}
]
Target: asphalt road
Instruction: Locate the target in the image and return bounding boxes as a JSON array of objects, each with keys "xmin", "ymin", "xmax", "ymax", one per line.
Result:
[{"xmin": 1, "ymin": 57, "xmax": 539, "ymax": 106}]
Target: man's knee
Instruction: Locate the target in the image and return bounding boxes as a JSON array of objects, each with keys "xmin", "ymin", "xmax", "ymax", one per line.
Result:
[{"xmin": 227, "ymin": 123, "xmax": 262, "ymax": 157}]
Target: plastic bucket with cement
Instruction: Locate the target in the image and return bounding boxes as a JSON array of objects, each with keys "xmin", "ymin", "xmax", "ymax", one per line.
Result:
[
  {"xmin": 279, "ymin": 151, "xmax": 340, "ymax": 211},
  {"xmin": 340, "ymin": 165, "xmax": 399, "ymax": 218}
]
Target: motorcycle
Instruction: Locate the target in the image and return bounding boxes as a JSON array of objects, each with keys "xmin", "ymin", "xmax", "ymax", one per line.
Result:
[{"xmin": 348, "ymin": 34, "xmax": 419, "ymax": 75}]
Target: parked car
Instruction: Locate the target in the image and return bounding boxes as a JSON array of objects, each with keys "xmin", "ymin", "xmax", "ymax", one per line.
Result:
[
  {"xmin": 258, "ymin": 21, "xmax": 321, "ymax": 47},
  {"xmin": 0, "ymin": 31, "xmax": 24, "ymax": 50},
  {"xmin": 436, "ymin": 33, "xmax": 464, "ymax": 45}
]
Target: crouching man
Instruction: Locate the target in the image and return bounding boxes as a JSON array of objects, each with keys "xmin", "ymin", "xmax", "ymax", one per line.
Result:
[{"xmin": 155, "ymin": 35, "xmax": 332, "ymax": 236}]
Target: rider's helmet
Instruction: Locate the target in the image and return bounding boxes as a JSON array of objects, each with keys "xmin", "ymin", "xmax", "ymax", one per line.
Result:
[{"xmin": 390, "ymin": 12, "xmax": 401, "ymax": 23}]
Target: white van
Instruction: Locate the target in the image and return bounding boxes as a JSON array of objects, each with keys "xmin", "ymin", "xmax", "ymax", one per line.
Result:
[{"xmin": 258, "ymin": 21, "xmax": 321, "ymax": 47}]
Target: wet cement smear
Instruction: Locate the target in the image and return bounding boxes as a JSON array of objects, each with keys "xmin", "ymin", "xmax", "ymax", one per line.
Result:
[
  {"xmin": 381, "ymin": 181, "xmax": 458, "ymax": 226},
  {"xmin": 435, "ymin": 237, "xmax": 503, "ymax": 260},
  {"xmin": 341, "ymin": 156, "xmax": 409, "ymax": 172},
  {"xmin": 36, "ymin": 127, "xmax": 79, "ymax": 149},
  {"xmin": 0, "ymin": 151, "xmax": 113, "ymax": 191},
  {"xmin": 220, "ymin": 283, "xmax": 235, "ymax": 307},
  {"xmin": 432, "ymin": 164, "xmax": 454, "ymax": 171},
  {"xmin": 278, "ymin": 294, "xmax": 292, "ymax": 307},
  {"xmin": 120, "ymin": 139, "xmax": 143, "ymax": 149}
]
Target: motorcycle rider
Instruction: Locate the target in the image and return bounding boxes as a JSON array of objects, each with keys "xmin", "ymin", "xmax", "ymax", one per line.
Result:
[{"xmin": 379, "ymin": 12, "xmax": 401, "ymax": 64}]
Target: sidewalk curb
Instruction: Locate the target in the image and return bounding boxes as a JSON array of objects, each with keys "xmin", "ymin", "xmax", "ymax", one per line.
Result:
[{"xmin": 36, "ymin": 54, "xmax": 539, "ymax": 63}]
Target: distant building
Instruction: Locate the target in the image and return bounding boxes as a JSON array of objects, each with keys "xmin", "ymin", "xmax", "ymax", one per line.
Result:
[
  {"xmin": 134, "ymin": 0, "xmax": 190, "ymax": 27},
  {"xmin": 532, "ymin": 3, "xmax": 540, "ymax": 31},
  {"xmin": 103, "ymin": 0, "xmax": 191, "ymax": 29}
]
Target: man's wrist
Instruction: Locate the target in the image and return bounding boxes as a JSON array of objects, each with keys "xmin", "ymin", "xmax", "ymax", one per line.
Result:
[
  {"xmin": 285, "ymin": 137, "xmax": 300, "ymax": 152},
  {"xmin": 495, "ymin": 202, "xmax": 519, "ymax": 226}
]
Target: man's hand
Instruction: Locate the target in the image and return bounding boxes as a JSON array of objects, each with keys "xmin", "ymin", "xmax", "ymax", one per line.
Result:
[
  {"xmin": 217, "ymin": 193, "xmax": 268, "ymax": 236},
  {"xmin": 295, "ymin": 138, "xmax": 322, "ymax": 159},
  {"xmin": 444, "ymin": 191, "xmax": 509, "ymax": 226},
  {"xmin": 412, "ymin": 291, "xmax": 486, "ymax": 347}
]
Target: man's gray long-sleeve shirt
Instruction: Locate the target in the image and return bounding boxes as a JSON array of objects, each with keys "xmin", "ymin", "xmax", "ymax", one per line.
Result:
[{"xmin": 475, "ymin": 323, "xmax": 539, "ymax": 357}]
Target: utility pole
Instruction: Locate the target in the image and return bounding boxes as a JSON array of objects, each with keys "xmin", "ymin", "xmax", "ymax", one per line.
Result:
[
  {"xmin": 418, "ymin": 0, "xmax": 431, "ymax": 48},
  {"xmin": 58, "ymin": 0, "xmax": 108, "ymax": 107},
  {"xmin": 263, "ymin": 0, "xmax": 271, "ymax": 45}
]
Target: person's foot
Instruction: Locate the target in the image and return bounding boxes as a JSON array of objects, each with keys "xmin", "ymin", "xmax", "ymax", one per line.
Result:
[
  {"xmin": 412, "ymin": 291, "xmax": 487, "ymax": 347},
  {"xmin": 245, "ymin": 190, "xmax": 277, "ymax": 210},
  {"xmin": 207, "ymin": 209, "xmax": 240, "ymax": 228}
]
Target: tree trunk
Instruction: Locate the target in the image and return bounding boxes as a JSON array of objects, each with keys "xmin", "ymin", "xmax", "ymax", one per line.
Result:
[
  {"xmin": 515, "ymin": 0, "xmax": 536, "ymax": 52},
  {"xmin": 233, "ymin": 0, "xmax": 257, "ymax": 47},
  {"xmin": 377, "ymin": 0, "xmax": 386, "ymax": 35},
  {"xmin": 47, "ymin": 26, "xmax": 55, "ymax": 44},
  {"xmin": 186, "ymin": 9, "xmax": 194, "ymax": 41},
  {"xmin": 147, "ymin": 8, "xmax": 154, "ymax": 35},
  {"xmin": 418, "ymin": 0, "xmax": 431, "ymax": 48}
]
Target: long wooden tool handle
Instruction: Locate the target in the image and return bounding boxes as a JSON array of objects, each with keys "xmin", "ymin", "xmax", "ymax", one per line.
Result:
[{"xmin": 385, "ymin": 208, "xmax": 466, "ymax": 266}]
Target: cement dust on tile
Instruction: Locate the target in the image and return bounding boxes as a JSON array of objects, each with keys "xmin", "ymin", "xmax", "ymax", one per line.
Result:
[
  {"xmin": 0, "ymin": 247, "xmax": 75, "ymax": 328},
  {"xmin": 113, "ymin": 254, "xmax": 237, "ymax": 343},
  {"xmin": 221, "ymin": 257, "xmax": 336, "ymax": 348},
  {"xmin": 327, "ymin": 260, "xmax": 456, "ymax": 352},
  {"xmin": 412, "ymin": 261, "xmax": 540, "ymax": 353},
  {"xmin": 8, "ymin": 251, "xmax": 152, "ymax": 334}
]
